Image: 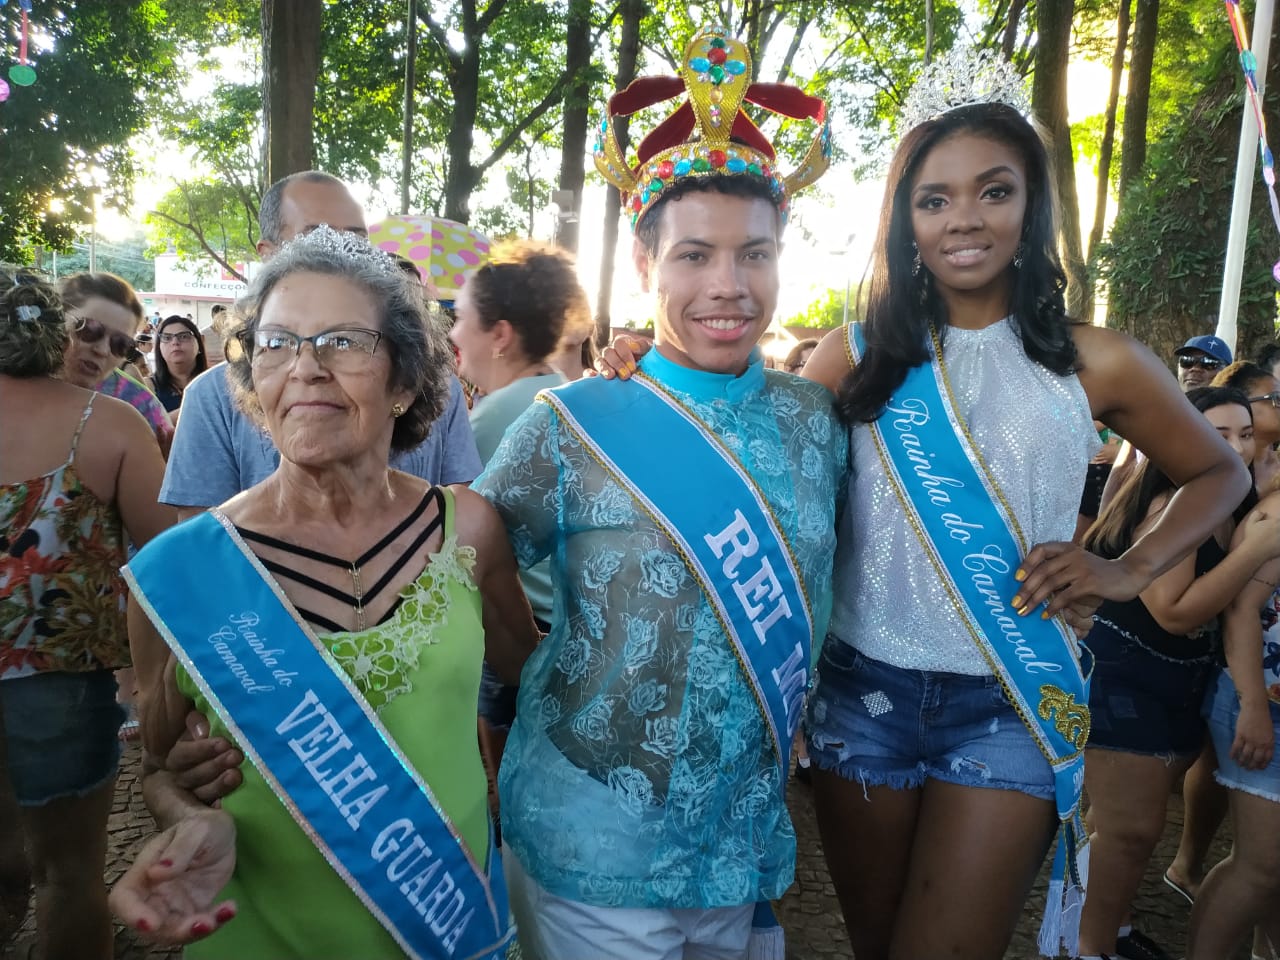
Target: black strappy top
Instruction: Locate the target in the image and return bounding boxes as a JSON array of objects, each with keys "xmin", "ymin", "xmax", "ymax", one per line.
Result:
[{"xmin": 235, "ymin": 486, "xmax": 445, "ymax": 633}]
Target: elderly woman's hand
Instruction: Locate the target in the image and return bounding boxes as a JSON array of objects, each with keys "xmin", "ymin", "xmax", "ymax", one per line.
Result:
[{"xmin": 109, "ymin": 807, "xmax": 238, "ymax": 946}]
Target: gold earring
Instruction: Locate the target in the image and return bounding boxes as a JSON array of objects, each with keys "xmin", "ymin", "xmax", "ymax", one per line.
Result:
[
  {"xmin": 492, "ymin": 348, "xmax": 504, "ymax": 360},
  {"xmin": 391, "ymin": 403, "xmax": 405, "ymax": 418}
]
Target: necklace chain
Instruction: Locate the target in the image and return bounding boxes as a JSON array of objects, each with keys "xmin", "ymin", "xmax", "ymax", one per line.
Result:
[{"xmin": 349, "ymin": 562, "xmax": 365, "ymax": 631}]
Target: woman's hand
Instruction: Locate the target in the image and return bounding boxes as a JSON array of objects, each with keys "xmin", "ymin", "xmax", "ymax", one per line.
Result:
[
  {"xmin": 1231, "ymin": 699, "xmax": 1276, "ymax": 771},
  {"xmin": 1236, "ymin": 507, "xmax": 1280, "ymax": 561},
  {"xmin": 1012, "ymin": 542, "xmax": 1149, "ymax": 619},
  {"xmin": 595, "ymin": 335, "xmax": 651, "ymax": 380},
  {"xmin": 109, "ymin": 808, "xmax": 238, "ymax": 946}
]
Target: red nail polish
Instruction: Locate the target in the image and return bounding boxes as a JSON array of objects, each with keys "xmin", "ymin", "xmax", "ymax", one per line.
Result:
[
  {"xmin": 136, "ymin": 918, "xmax": 151, "ymax": 933},
  {"xmin": 215, "ymin": 906, "xmax": 235, "ymax": 923},
  {"xmin": 158, "ymin": 859, "xmax": 173, "ymax": 868},
  {"xmin": 191, "ymin": 921, "xmax": 212, "ymax": 936}
]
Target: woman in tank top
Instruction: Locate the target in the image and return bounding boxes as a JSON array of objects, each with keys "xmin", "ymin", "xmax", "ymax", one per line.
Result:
[
  {"xmin": 1076, "ymin": 386, "xmax": 1280, "ymax": 959},
  {"xmin": 1187, "ymin": 485, "xmax": 1280, "ymax": 959},
  {"xmin": 796, "ymin": 69, "xmax": 1250, "ymax": 960},
  {"xmin": 0, "ymin": 268, "xmax": 174, "ymax": 958}
]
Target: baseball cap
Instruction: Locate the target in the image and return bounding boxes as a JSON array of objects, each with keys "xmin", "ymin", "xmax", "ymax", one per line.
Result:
[{"xmin": 1174, "ymin": 335, "xmax": 1232, "ymax": 366}]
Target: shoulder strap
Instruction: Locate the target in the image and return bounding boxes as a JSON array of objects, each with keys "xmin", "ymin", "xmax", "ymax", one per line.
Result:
[
  {"xmin": 438, "ymin": 485, "xmax": 456, "ymax": 540},
  {"xmin": 67, "ymin": 393, "xmax": 97, "ymax": 463}
]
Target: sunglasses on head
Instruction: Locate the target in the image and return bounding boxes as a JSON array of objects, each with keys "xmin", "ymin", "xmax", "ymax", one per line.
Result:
[
  {"xmin": 67, "ymin": 315, "xmax": 137, "ymax": 359},
  {"xmin": 1177, "ymin": 354, "xmax": 1224, "ymax": 371},
  {"xmin": 1249, "ymin": 391, "xmax": 1280, "ymax": 409}
]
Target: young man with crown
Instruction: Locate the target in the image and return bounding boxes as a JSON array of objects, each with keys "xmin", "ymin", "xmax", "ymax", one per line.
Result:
[{"xmin": 472, "ymin": 25, "xmax": 843, "ymax": 960}]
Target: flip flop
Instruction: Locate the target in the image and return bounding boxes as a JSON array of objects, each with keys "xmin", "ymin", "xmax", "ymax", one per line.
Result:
[{"xmin": 1163, "ymin": 869, "xmax": 1195, "ymax": 905}]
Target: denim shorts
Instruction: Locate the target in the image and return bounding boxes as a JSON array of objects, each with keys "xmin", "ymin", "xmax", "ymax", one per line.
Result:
[
  {"xmin": 1085, "ymin": 620, "xmax": 1214, "ymax": 760},
  {"xmin": 805, "ymin": 639, "xmax": 1055, "ymax": 800},
  {"xmin": 1204, "ymin": 669, "xmax": 1280, "ymax": 804},
  {"xmin": 1, "ymin": 670, "xmax": 125, "ymax": 806}
]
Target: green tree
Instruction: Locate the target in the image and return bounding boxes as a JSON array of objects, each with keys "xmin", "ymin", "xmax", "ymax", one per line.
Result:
[
  {"xmin": 0, "ymin": 1, "xmax": 178, "ymax": 260},
  {"xmin": 1095, "ymin": 43, "xmax": 1280, "ymax": 361}
]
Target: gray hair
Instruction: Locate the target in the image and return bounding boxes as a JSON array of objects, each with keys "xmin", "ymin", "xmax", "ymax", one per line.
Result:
[
  {"xmin": 227, "ymin": 226, "xmax": 453, "ymax": 453},
  {"xmin": 258, "ymin": 171, "xmax": 348, "ymax": 246}
]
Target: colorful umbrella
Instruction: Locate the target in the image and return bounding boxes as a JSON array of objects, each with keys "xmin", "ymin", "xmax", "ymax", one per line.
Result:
[{"xmin": 367, "ymin": 215, "xmax": 491, "ymax": 301}]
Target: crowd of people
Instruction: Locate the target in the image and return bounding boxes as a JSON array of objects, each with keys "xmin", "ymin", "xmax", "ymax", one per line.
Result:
[{"xmin": 2, "ymin": 28, "xmax": 1279, "ymax": 960}]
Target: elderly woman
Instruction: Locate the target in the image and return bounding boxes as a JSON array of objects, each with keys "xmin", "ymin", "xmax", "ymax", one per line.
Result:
[
  {"xmin": 0, "ymin": 268, "xmax": 173, "ymax": 958},
  {"xmin": 109, "ymin": 228, "xmax": 537, "ymax": 959}
]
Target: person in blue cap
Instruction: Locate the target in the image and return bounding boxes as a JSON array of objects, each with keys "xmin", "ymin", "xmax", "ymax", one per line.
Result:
[{"xmin": 1176, "ymin": 335, "xmax": 1233, "ymax": 391}]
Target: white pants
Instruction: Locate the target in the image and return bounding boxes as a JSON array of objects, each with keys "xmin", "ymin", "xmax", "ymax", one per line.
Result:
[{"xmin": 503, "ymin": 847, "xmax": 755, "ymax": 960}]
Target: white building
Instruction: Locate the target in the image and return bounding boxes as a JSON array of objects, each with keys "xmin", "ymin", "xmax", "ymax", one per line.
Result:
[{"xmin": 139, "ymin": 254, "xmax": 262, "ymax": 327}]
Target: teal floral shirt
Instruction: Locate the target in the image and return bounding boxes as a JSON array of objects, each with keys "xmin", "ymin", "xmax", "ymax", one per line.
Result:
[{"xmin": 474, "ymin": 349, "xmax": 846, "ymax": 909}]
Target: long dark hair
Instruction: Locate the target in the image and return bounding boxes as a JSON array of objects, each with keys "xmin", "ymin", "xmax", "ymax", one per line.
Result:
[
  {"xmin": 152, "ymin": 314, "xmax": 207, "ymax": 397},
  {"xmin": 1084, "ymin": 387, "xmax": 1253, "ymax": 559},
  {"xmin": 836, "ymin": 103, "xmax": 1078, "ymax": 423}
]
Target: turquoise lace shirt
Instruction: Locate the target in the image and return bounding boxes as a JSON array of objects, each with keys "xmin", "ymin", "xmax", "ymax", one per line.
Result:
[{"xmin": 474, "ymin": 348, "xmax": 847, "ymax": 909}]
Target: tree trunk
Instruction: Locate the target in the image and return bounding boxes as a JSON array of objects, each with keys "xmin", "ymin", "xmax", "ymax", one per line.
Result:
[
  {"xmin": 1088, "ymin": 0, "xmax": 1131, "ymax": 262},
  {"xmin": 443, "ymin": 47, "xmax": 481, "ymax": 224},
  {"xmin": 261, "ymin": 0, "xmax": 323, "ymax": 185},
  {"xmin": 594, "ymin": 0, "xmax": 645, "ymax": 342},
  {"xmin": 554, "ymin": 0, "xmax": 593, "ymax": 251},
  {"xmin": 400, "ymin": 0, "xmax": 418, "ymax": 215},
  {"xmin": 1002, "ymin": 0, "xmax": 1027, "ymax": 58},
  {"xmin": 1032, "ymin": 0, "xmax": 1090, "ymax": 317},
  {"xmin": 1118, "ymin": 0, "xmax": 1160, "ymax": 197},
  {"xmin": 924, "ymin": 0, "xmax": 935, "ymax": 66}
]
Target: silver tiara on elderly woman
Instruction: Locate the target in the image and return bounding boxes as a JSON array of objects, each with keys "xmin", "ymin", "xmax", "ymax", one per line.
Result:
[
  {"xmin": 899, "ymin": 48, "xmax": 1031, "ymax": 132},
  {"xmin": 281, "ymin": 224, "xmax": 399, "ymax": 277}
]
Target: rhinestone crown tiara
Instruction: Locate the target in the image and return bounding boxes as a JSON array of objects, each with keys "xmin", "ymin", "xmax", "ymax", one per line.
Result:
[
  {"xmin": 281, "ymin": 224, "xmax": 399, "ymax": 277},
  {"xmin": 899, "ymin": 48, "xmax": 1031, "ymax": 132}
]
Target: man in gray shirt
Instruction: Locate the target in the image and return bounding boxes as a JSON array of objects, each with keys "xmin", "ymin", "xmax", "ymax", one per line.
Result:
[{"xmin": 160, "ymin": 171, "xmax": 481, "ymax": 517}]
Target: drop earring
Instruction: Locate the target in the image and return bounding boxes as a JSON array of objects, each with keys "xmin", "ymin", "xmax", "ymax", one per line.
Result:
[
  {"xmin": 911, "ymin": 243, "xmax": 922, "ymax": 277},
  {"xmin": 1013, "ymin": 242, "xmax": 1025, "ymax": 269}
]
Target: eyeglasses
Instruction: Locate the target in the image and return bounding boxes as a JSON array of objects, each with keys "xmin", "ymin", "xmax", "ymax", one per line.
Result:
[
  {"xmin": 158, "ymin": 331, "xmax": 197, "ymax": 345},
  {"xmin": 1177, "ymin": 355, "xmax": 1224, "ymax": 371},
  {"xmin": 1248, "ymin": 392, "xmax": 1280, "ymax": 408},
  {"xmin": 66, "ymin": 315, "xmax": 136, "ymax": 359},
  {"xmin": 244, "ymin": 326, "xmax": 383, "ymax": 371}
]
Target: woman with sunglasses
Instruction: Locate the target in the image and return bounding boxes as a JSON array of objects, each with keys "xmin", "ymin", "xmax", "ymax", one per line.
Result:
[
  {"xmin": 60, "ymin": 273, "xmax": 173, "ymax": 456},
  {"xmin": 150, "ymin": 316, "xmax": 208, "ymax": 415},
  {"xmin": 0, "ymin": 267, "xmax": 175, "ymax": 959}
]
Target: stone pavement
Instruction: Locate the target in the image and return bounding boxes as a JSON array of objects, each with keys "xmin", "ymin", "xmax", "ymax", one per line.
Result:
[{"xmin": 2, "ymin": 746, "xmax": 1246, "ymax": 959}]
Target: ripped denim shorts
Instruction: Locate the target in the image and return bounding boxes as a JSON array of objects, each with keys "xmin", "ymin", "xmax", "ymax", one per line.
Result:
[{"xmin": 805, "ymin": 638, "xmax": 1055, "ymax": 801}]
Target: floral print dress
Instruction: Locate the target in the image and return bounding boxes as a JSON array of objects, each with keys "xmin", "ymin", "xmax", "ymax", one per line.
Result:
[{"xmin": 0, "ymin": 395, "xmax": 129, "ymax": 679}]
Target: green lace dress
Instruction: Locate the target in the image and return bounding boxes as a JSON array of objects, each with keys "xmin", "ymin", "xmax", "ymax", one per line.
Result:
[{"xmin": 176, "ymin": 488, "xmax": 492, "ymax": 959}]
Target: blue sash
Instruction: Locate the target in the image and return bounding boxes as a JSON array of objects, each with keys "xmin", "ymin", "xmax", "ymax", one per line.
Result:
[
  {"xmin": 124, "ymin": 512, "xmax": 512, "ymax": 960},
  {"xmin": 541, "ymin": 366, "xmax": 814, "ymax": 771},
  {"xmin": 848, "ymin": 323, "xmax": 1091, "ymax": 955}
]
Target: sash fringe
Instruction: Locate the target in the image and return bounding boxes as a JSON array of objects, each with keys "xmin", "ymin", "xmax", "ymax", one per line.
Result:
[
  {"xmin": 1037, "ymin": 827, "xmax": 1088, "ymax": 959},
  {"xmin": 748, "ymin": 902, "xmax": 785, "ymax": 960}
]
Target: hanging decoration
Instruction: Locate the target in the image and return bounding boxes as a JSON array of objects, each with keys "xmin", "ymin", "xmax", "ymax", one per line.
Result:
[
  {"xmin": 1223, "ymin": 0, "xmax": 1280, "ymax": 282},
  {"xmin": 5, "ymin": 0, "xmax": 36, "ymax": 88}
]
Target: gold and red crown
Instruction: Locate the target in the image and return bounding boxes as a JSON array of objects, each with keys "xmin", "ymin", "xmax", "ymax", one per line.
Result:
[{"xmin": 593, "ymin": 25, "xmax": 832, "ymax": 229}]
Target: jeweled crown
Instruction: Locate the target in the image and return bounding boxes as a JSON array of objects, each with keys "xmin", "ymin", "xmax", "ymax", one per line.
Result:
[
  {"xmin": 899, "ymin": 48, "xmax": 1031, "ymax": 133},
  {"xmin": 594, "ymin": 25, "xmax": 831, "ymax": 229},
  {"xmin": 282, "ymin": 224, "xmax": 399, "ymax": 277}
]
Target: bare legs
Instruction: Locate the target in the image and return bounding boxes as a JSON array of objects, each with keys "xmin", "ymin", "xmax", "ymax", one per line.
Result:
[
  {"xmin": 811, "ymin": 771, "xmax": 1055, "ymax": 960},
  {"xmin": 1078, "ymin": 748, "xmax": 1192, "ymax": 956},
  {"xmin": 1187, "ymin": 789, "xmax": 1280, "ymax": 960},
  {"xmin": 1167, "ymin": 739, "xmax": 1228, "ymax": 897}
]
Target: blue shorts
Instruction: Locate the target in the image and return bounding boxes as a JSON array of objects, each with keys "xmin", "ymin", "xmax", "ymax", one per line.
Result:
[
  {"xmin": 805, "ymin": 639, "xmax": 1055, "ymax": 801},
  {"xmin": 1, "ymin": 670, "xmax": 125, "ymax": 806},
  {"xmin": 1205, "ymin": 669, "xmax": 1280, "ymax": 804},
  {"xmin": 1085, "ymin": 620, "xmax": 1213, "ymax": 760}
]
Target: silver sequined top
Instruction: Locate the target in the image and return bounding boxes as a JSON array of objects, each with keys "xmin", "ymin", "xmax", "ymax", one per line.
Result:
[{"xmin": 829, "ymin": 317, "xmax": 1100, "ymax": 675}]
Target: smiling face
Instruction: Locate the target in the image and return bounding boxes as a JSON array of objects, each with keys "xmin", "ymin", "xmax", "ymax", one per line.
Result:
[
  {"xmin": 633, "ymin": 190, "xmax": 780, "ymax": 376},
  {"xmin": 252, "ymin": 271, "xmax": 412, "ymax": 468},
  {"xmin": 909, "ymin": 131, "xmax": 1028, "ymax": 307},
  {"xmin": 62, "ymin": 294, "xmax": 140, "ymax": 388}
]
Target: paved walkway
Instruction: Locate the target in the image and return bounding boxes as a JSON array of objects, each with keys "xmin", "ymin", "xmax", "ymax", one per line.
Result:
[{"xmin": 2, "ymin": 747, "xmax": 1245, "ymax": 959}]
